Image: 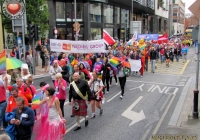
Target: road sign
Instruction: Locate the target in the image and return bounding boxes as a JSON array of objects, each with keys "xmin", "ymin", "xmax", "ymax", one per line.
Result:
[
  {"xmin": 73, "ymin": 21, "xmax": 81, "ymax": 32},
  {"xmin": 122, "ymin": 96, "xmax": 146, "ymax": 126},
  {"xmin": 130, "ymin": 21, "xmax": 142, "ymax": 34}
]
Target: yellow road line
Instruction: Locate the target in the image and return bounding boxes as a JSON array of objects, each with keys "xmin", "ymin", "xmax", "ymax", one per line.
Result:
[{"xmin": 179, "ymin": 60, "xmax": 190, "ymax": 74}]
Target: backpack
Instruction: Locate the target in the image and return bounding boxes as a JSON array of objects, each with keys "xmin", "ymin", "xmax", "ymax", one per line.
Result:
[
  {"xmin": 24, "ymin": 84, "xmax": 34, "ymax": 98},
  {"xmin": 123, "ymin": 67, "xmax": 130, "ymax": 77}
]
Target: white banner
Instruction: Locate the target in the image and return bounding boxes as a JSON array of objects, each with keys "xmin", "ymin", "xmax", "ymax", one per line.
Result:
[
  {"xmin": 50, "ymin": 39, "xmax": 105, "ymax": 53},
  {"xmin": 129, "ymin": 59, "xmax": 141, "ymax": 71}
]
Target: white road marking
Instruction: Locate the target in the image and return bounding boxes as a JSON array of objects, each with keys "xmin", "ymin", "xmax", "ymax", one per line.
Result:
[
  {"xmin": 122, "ymin": 96, "xmax": 146, "ymax": 126},
  {"xmin": 64, "ymin": 101, "xmax": 69, "ymax": 105},
  {"xmin": 130, "ymin": 84, "xmax": 144, "ymax": 91},
  {"xmin": 127, "ymin": 80, "xmax": 184, "ymax": 87},
  {"xmin": 159, "ymin": 94, "xmax": 172, "ymax": 112},
  {"xmin": 106, "ymin": 91, "xmax": 121, "ymax": 102},
  {"xmin": 141, "ymin": 125, "xmax": 153, "ymax": 140},
  {"xmin": 150, "ymin": 88, "xmax": 178, "ymax": 138},
  {"xmin": 66, "ymin": 118, "xmax": 85, "ymax": 133}
]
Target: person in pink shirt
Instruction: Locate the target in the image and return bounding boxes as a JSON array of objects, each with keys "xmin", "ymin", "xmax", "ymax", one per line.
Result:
[{"xmin": 54, "ymin": 73, "xmax": 67, "ymax": 117}]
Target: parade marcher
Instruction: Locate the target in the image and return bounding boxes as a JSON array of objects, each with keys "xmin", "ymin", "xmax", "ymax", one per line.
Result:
[
  {"xmin": 21, "ymin": 64, "xmax": 31, "ymax": 81},
  {"xmin": 159, "ymin": 45, "xmax": 165, "ymax": 63},
  {"xmin": 88, "ymin": 71, "xmax": 104, "ymax": 119},
  {"xmin": 0, "ymin": 77, "xmax": 8, "ymax": 130},
  {"xmin": 50, "ymin": 52, "xmax": 58, "ymax": 65},
  {"xmin": 32, "ymin": 86, "xmax": 66, "ymax": 140},
  {"xmin": 60, "ymin": 59, "xmax": 70, "ymax": 84},
  {"xmin": 16, "ymin": 77, "xmax": 33, "ymax": 103},
  {"xmin": 69, "ymin": 64, "xmax": 85, "ymax": 82},
  {"xmin": 79, "ymin": 63, "xmax": 91, "ymax": 81},
  {"xmin": 7, "ymin": 69, "xmax": 18, "ymax": 85},
  {"xmin": 6, "ymin": 86, "xmax": 29, "ymax": 113},
  {"xmin": 181, "ymin": 45, "xmax": 188, "ymax": 63},
  {"xmin": 165, "ymin": 48, "xmax": 171, "ymax": 67},
  {"xmin": 69, "ymin": 73, "xmax": 92, "ymax": 131},
  {"xmin": 117, "ymin": 61, "xmax": 127, "ymax": 99},
  {"xmin": 140, "ymin": 52, "xmax": 145, "ymax": 77},
  {"xmin": 10, "ymin": 97, "xmax": 35, "ymax": 140},
  {"xmin": 54, "ymin": 73, "xmax": 67, "ymax": 117},
  {"xmin": 149, "ymin": 46, "xmax": 158, "ymax": 73},
  {"xmin": 49, "ymin": 60, "xmax": 62, "ymax": 83},
  {"xmin": 101, "ymin": 58, "xmax": 112, "ymax": 94},
  {"xmin": 174, "ymin": 44, "xmax": 181, "ymax": 62},
  {"xmin": 40, "ymin": 46, "xmax": 45, "ymax": 68},
  {"xmin": 0, "ymin": 71, "xmax": 11, "ymax": 85},
  {"xmin": 144, "ymin": 47, "xmax": 149, "ymax": 71}
]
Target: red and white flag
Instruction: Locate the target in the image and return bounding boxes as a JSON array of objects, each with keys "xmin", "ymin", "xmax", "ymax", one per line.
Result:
[{"xmin": 103, "ymin": 29, "xmax": 115, "ymax": 45}]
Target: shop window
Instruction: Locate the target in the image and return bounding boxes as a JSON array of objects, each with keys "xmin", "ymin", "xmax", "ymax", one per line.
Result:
[
  {"xmin": 91, "ymin": 28, "xmax": 102, "ymax": 40},
  {"xmin": 103, "ymin": 4, "xmax": 113, "ymax": 23},
  {"xmin": 90, "ymin": 3, "xmax": 101, "ymax": 22},
  {"xmin": 57, "ymin": 28, "xmax": 66, "ymax": 39},
  {"xmin": 56, "ymin": 2, "xmax": 66, "ymax": 22},
  {"xmin": 121, "ymin": 9, "xmax": 129, "ymax": 27},
  {"xmin": 66, "ymin": 28, "xmax": 73, "ymax": 40}
]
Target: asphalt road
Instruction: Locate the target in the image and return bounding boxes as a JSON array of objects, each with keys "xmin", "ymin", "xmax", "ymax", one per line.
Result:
[{"xmin": 1, "ymin": 47, "xmax": 196, "ymax": 140}]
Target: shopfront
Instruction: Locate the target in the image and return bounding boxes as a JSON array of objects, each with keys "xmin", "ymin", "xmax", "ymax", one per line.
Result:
[{"xmin": 48, "ymin": 0, "xmax": 131, "ymax": 41}]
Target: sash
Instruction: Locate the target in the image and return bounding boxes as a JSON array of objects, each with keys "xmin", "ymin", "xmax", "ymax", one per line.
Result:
[{"xmin": 71, "ymin": 81, "xmax": 86, "ymax": 100}]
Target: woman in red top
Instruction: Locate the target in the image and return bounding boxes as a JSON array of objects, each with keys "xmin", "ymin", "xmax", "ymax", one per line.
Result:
[
  {"xmin": 79, "ymin": 63, "xmax": 91, "ymax": 81},
  {"xmin": 10, "ymin": 47, "xmax": 16, "ymax": 57}
]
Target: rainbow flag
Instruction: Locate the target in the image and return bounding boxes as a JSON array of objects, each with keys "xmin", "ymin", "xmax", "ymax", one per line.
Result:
[
  {"xmin": 31, "ymin": 92, "xmax": 43, "ymax": 110},
  {"xmin": 0, "ymin": 50, "xmax": 6, "ymax": 74},
  {"xmin": 139, "ymin": 44, "xmax": 146, "ymax": 51}
]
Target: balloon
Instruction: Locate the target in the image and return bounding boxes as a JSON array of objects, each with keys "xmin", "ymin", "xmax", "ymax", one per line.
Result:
[{"xmin": 94, "ymin": 64, "xmax": 102, "ymax": 72}]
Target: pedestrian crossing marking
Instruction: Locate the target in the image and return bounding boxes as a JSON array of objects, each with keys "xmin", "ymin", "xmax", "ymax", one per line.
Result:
[{"xmin": 148, "ymin": 60, "xmax": 190, "ymax": 75}]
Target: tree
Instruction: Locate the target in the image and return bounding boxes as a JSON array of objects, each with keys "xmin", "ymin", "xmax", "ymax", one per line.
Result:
[{"xmin": 2, "ymin": 0, "xmax": 49, "ymax": 38}]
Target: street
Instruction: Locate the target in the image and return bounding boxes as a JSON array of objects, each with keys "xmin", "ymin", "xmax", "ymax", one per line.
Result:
[{"xmin": 0, "ymin": 47, "xmax": 193, "ymax": 140}]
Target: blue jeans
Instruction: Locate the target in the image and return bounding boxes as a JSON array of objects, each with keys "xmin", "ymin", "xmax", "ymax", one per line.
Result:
[
  {"xmin": 160, "ymin": 55, "xmax": 165, "ymax": 63},
  {"xmin": 175, "ymin": 55, "xmax": 179, "ymax": 62},
  {"xmin": 151, "ymin": 60, "xmax": 156, "ymax": 73},
  {"xmin": 0, "ymin": 101, "xmax": 7, "ymax": 128}
]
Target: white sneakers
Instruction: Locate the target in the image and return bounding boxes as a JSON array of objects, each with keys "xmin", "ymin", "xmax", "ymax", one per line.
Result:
[{"xmin": 120, "ymin": 95, "xmax": 123, "ymax": 99}]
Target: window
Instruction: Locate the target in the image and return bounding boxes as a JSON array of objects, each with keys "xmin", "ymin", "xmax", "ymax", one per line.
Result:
[
  {"xmin": 173, "ymin": 6, "xmax": 178, "ymax": 9},
  {"xmin": 121, "ymin": 9, "xmax": 129, "ymax": 27},
  {"xmin": 173, "ymin": 19, "xmax": 177, "ymax": 22},
  {"xmin": 90, "ymin": 3, "xmax": 101, "ymax": 22},
  {"xmin": 173, "ymin": 0, "xmax": 175, "ymax": 4},
  {"xmin": 72, "ymin": 3, "xmax": 84, "ymax": 22},
  {"xmin": 91, "ymin": 28, "xmax": 102, "ymax": 40},
  {"xmin": 103, "ymin": 4, "xmax": 113, "ymax": 23},
  {"xmin": 56, "ymin": 2, "xmax": 66, "ymax": 22},
  {"xmin": 173, "ymin": 13, "xmax": 177, "ymax": 16},
  {"xmin": 66, "ymin": 3, "xmax": 72, "ymax": 22},
  {"xmin": 66, "ymin": 28, "xmax": 73, "ymax": 40},
  {"xmin": 114, "ymin": 7, "xmax": 120, "ymax": 24}
]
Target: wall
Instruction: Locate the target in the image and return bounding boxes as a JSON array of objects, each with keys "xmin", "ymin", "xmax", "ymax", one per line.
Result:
[
  {"xmin": 173, "ymin": 22, "xmax": 184, "ymax": 35},
  {"xmin": 155, "ymin": 0, "xmax": 169, "ymax": 18}
]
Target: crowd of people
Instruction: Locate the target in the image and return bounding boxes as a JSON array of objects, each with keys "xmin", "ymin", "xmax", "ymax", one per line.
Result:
[{"xmin": 0, "ymin": 37, "xmax": 192, "ymax": 140}]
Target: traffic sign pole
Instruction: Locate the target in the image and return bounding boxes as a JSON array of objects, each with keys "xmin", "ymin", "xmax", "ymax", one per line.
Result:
[{"xmin": 74, "ymin": 0, "xmax": 78, "ymax": 41}]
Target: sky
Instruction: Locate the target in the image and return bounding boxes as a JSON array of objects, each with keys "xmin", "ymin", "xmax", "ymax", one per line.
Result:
[{"xmin": 181, "ymin": 0, "xmax": 196, "ymax": 14}]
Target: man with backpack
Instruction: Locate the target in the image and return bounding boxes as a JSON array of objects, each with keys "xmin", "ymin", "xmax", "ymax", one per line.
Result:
[{"xmin": 16, "ymin": 78, "xmax": 33, "ymax": 103}]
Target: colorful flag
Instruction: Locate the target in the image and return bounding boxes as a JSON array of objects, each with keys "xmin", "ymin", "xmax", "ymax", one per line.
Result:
[
  {"xmin": 0, "ymin": 50, "xmax": 6, "ymax": 74},
  {"xmin": 103, "ymin": 29, "xmax": 115, "ymax": 45}
]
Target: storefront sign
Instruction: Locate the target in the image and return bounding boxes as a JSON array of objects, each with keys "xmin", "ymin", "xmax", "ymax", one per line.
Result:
[
  {"xmin": 129, "ymin": 59, "xmax": 141, "ymax": 71},
  {"xmin": 50, "ymin": 39, "xmax": 105, "ymax": 53},
  {"xmin": 137, "ymin": 34, "xmax": 158, "ymax": 41},
  {"xmin": 88, "ymin": 0, "xmax": 108, "ymax": 3},
  {"xmin": 2, "ymin": 0, "xmax": 25, "ymax": 19}
]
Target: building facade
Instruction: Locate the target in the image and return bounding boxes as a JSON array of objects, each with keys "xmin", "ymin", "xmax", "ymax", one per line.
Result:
[
  {"xmin": 47, "ymin": 0, "xmax": 154, "ymax": 41},
  {"xmin": 171, "ymin": 0, "xmax": 185, "ymax": 35},
  {"xmin": 154, "ymin": 0, "xmax": 169, "ymax": 34}
]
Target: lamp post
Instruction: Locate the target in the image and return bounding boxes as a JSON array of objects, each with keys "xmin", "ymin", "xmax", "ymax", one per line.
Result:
[{"xmin": 74, "ymin": 0, "xmax": 78, "ymax": 41}]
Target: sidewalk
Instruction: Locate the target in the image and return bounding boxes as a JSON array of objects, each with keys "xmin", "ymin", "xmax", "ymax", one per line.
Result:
[{"xmin": 164, "ymin": 75, "xmax": 200, "ymax": 138}]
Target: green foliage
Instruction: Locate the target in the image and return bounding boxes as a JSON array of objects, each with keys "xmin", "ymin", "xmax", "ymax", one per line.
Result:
[{"xmin": 2, "ymin": 0, "xmax": 49, "ymax": 38}]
